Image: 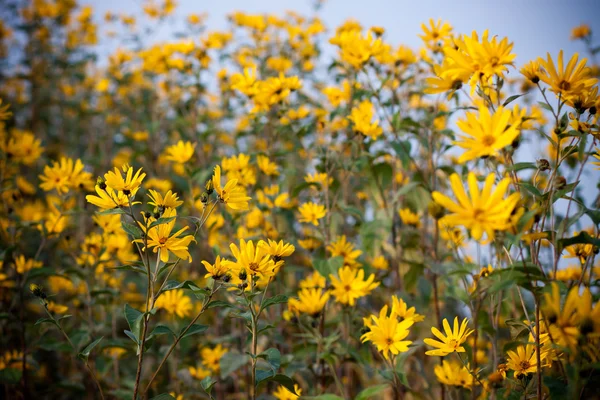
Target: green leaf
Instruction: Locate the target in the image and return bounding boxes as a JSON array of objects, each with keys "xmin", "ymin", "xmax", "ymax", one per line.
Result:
[
  {"xmin": 124, "ymin": 330, "xmax": 138, "ymax": 345},
  {"xmin": 519, "ymin": 182, "xmax": 542, "ymax": 198},
  {"xmin": 260, "ymin": 295, "xmax": 288, "ymax": 312},
  {"xmin": 201, "ymin": 376, "xmax": 217, "ymax": 393},
  {"xmin": 148, "ymin": 324, "xmax": 175, "ymax": 340},
  {"xmin": 502, "ymin": 94, "xmax": 523, "ymax": 107},
  {"xmin": 97, "ymin": 208, "xmax": 125, "ymax": 215},
  {"xmin": 404, "ymin": 262, "xmax": 425, "ymax": 292},
  {"xmin": 0, "ymin": 368, "xmax": 22, "ymax": 385},
  {"xmin": 207, "ymin": 300, "xmax": 234, "ymax": 309},
  {"xmin": 157, "ymin": 280, "xmax": 200, "ymax": 297},
  {"xmin": 180, "ymin": 324, "xmax": 208, "ymax": 339},
  {"xmin": 537, "ymin": 101, "xmax": 553, "ymax": 112},
  {"xmin": 219, "ymin": 352, "xmax": 250, "ymax": 379},
  {"xmin": 356, "ymin": 384, "xmax": 389, "ymax": 400},
  {"xmin": 121, "ymin": 222, "xmax": 142, "ymax": 239},
  {"xmin": 124, "ymin": 304, "xmax": 143, "ymax": 341},
  {"xmin": 313, "ymin": 256, "xmax": 343, "ymax": 278},
  {"xmin": 372, "ymin": 162, "xmax": 393, "ymax": 189},
  {"xmin": 302, "ymin": 396, "xmax": 344, "ymax": 400},
  {"xmin": 507, "ymin": 162, "xmax": 536, "ymax": 172},
  {"xmin": 585, "ymin": 208, "xmax": 600, "ymax": 225},
  {"xmin": 78, "ymin": 336, "xmax": 104, "ymax": 361},
  {"xmin": 259, "ymin": 347, "xmax": 281, "ymax": 372},
  {"xmin": 256, "ymin": 374, "xmax": 297, "ymax": 394},
  {"xmin": 35, "ymin": 317, "xmax": 59, "ymax": 327},
  {"xmin": 558, "ymin": 231, "xmax": 600, "ymax": 252},
  {"xmin": 112, "ymin": 264, "xmax": 147, "ymax": 275},
  {"xmin": 391, "ymin": 141, "xmax": 412, "ymax": 169},
  {"xmin": 148, "ymin": 216, "xmax": 176, "ymax": 229}
]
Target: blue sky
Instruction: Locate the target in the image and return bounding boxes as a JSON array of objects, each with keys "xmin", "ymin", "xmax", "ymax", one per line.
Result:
[
  {"xmin": 85, "ymin": 0, "xmax": 600, "ymax": 67},
  {"xmin": 84, "ymin": 0, "xmax": 600, "ymax": 221}
]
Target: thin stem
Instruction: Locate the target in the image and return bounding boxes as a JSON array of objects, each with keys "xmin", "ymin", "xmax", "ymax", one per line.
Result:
[{"xmin": 143, "ymin": 285, "xmax": 220, "ymax": 395}]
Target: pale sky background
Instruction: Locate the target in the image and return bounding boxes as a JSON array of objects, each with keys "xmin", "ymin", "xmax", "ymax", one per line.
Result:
[
  {"xmin": 82, "ymin": 0, "xmax": 600, "ymax": 227},
  {"xmin": 83, "ymin": 0, "xmax": 600, "ymax": 67}
]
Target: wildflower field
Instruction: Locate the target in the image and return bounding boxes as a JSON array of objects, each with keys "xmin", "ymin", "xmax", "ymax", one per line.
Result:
[{"xmin": 1, "ymin": 1, "xmax": 600, "ymax": 399}]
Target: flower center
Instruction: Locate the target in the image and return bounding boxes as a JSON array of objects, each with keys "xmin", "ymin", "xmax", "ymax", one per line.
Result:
[
  {"xmin": 472, "ymin": 208, "xmax": 484, "ymax": 221},
  {"xmin": 448, "ymin": 339, "xmax": 459, "ymax": 349},
  {"xmin": 558, "ymin": 80, "xmax": 571, "ymax": 91},
  {"xmin": 159, "ymin": 237, "xmax": 167, "ymax": 245},
  {"xmin": 519, "ymin": 360, "xmax": 531, "ymax": 370},
  {"xmin": 344, "ymin": 284, "xmax": 351, "ymax": 291},
  {"xmin": 489, "ymin": 56, "xmax": 499, "ymax": 67},
  {"xmin": 386, "ymin": 338, "xmax": 394, "ymax": 345},
  {"xmin": 249, "ymin": 262, "xmax": 259, "ymax": 271},
  {"xmin": 482, "ymin": 135, "xmax": 496, "ymax": 146}
]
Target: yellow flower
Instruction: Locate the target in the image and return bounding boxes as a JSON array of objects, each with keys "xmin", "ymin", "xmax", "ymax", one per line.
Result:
[
  {"xmin": 47, "ymin": 301, "xmax": 68, "ymax": 314},
  {"xmin": 104, "ymin": 165, "xmax": 146, "ymax": 194},
  {"xmin": 147, "ymin": 189, "xmax": 183, "ymax": 209},
  {"xmin": 304, "ymin": 172, "xmax": 333, "ymax": 188},
  {"xmin": 424, "ymin": 64, "xmax": 463, "ymax": 98},
  {"xmin": 137, "ymin": 208, "xmax": 195, "ymax": 263},
  {"xmin": 13, "ymin": 255, "xmax": 42, "ymax": 274},
  {"xmin": 541, "ymin": 283, "xmax": 580, "ymax": 350},
  {"xmin": 432, "ymin": 173, "xmax": 520, "ymax": 241},
  {"xmin": 391, "ymin": 296, "xmax": 425, "ymax": 322},
  {"xmin": 299, "ymin": 271, "xmax": 326, "ymax": 289},
  {"xmin": 225, "ymin": 239, "xmax": 276, "ymax": 286},
  {"xmin": 571, "ymin": 24, "xmax": 591, "ymax": 40},
  {"xmin": 256, "ymin": 155, "xmax": 279, "ymax": 176},
  {"xmin": 165, "ymin": 140, "xmax": 196, "ymax": 164},
  {"xmin": 201, "ymin": 344, "xmax": 227, "ymax": 373},
  {"xmin": 212, "ymin": 165, "xmax": 251, "ymax": 210},
  {"xmin": 371, "ymin": 255, "xmax": 389, "ymax": 270},
  {"xmin": 348, "ymin": 100, "xmax": 383, "ymax": 140},
  {"xmin": 329, "ymin": 266, "xmax": 379, "ymax": 306},
  {"xmin": 424, "ymin": 317, "xmax": 474, "ymax": 356},
  {"xmin": 419, "ymin": 19, "xmax": 453, "ymax": 51},
  {"xmin": 288, "ymin": 288, "xmax": 330, "ymax": 316},
  {"xmin": 155, "ymin": 289, "xmax": 192, "ymax": 318},
  {"xmin": 86, "ymin": 185, "xmax": 132, "ymax": 210},
  {"xmin": 520, "ymin": 61, "xmax": 542, "ymax": 83},
  {"xmin": 537, "ymin": 50, "xmax": 597, "ymax": 99},
  {"xmin": 434, "ymin": 360, "xmax": 475, "ymax": 388},
  {"xmin": 273, "ymin": 384, "xmax": 301, "ymax": 400},
  {"xmin": 259, "ymin": 239, "xmax": 295, "ymax": 265},
  {"xmin": 361, "ymin": 305, "xmax": 414, "ymax": 360},
  {"xmin": 189, "ymin": 365, "xmax": 211, "ymax": 380},
  {"xmin": 4, "ymin": 130, "xmax": 44, "ymax": 165},
  {"xmin": 230, "ymin": 66, "xmax": 258, "ymax": 96},
  {"xmin": 506, "ymin": 344, "xmax": 546, "ymax": 378},
  {"xmin": 322, "ymin": 81, "xmax": 352, "ymax": 107},
  {"xmin": 398, "ymin": 208, "xmax": 420, "ymax": 227},
  {"xmin": 201, "ymin": 255, "xmax": 230, "ymax": 280},
  {"xmin": 591, "ymin": 148, "xmax": 600, "ymax": 170},
  {"xmin": 298, "ymin": 202, "xmax": 326, "ymax": 226},
  {"xmin": 454, "ymin": 105, "xmax": 520, "ymax": 163},
  {"xmin": 39, "ymin": 157, "xmax": 92, "ymax": 194},
  {"xmin": 327, "ymin": 235, "xmax": 362, "ymax": 268}
]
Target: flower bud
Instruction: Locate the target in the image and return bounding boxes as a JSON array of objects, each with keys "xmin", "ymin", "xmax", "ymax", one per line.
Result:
[
  {"xmin": 238, "ymin": 269, "xmax": 247, "ymax": 281},
  {"xmin": 554, "ymin": 176, "xmax": 567, "ymax": 190},
  {"xmin": 537, "ymin": 159, "xmax": 550, "ymax": 171},
  {"xmin": 205, "ymin": 180, "xmax": 214, "ymax": 195},
  {"xmin": 428, "ymin": 201, "xmax": 444, "ymax": 219}
]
